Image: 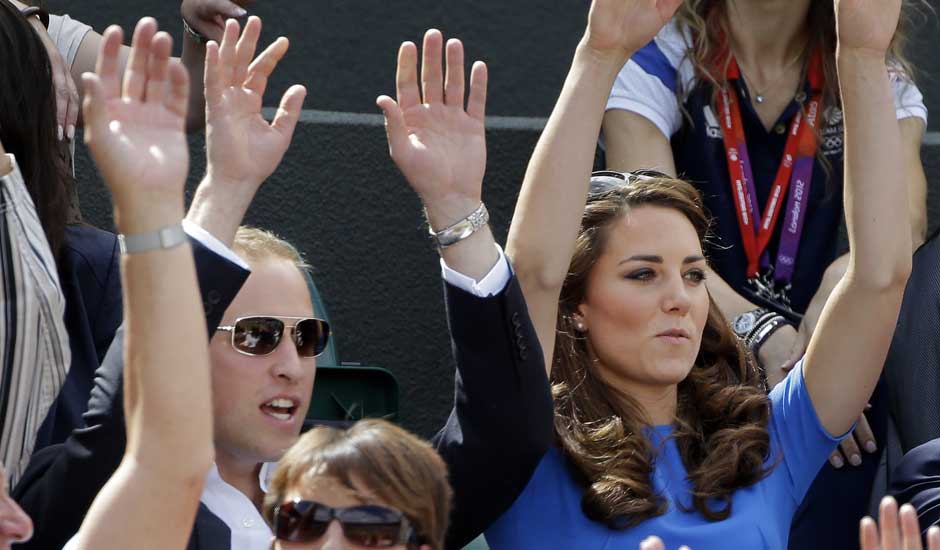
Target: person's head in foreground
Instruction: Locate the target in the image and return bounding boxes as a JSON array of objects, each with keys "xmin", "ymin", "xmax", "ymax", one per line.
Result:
[
  {"xmin": 263, "ymin": 419, "xmax": 452, "ymax": 550},
  {"xmin": 0, "ymin": 462, "xmax": 32, "ymax": 549},
  {"xmin": 553, "ymin": 171, "xmax": 770, "ymax": 527},
  {"xmin": 211, "ymin": 227, "xmax": 329, "ymax": 475}
]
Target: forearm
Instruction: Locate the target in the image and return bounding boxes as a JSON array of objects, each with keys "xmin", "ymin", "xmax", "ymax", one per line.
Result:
[
  {"xmin": 839, "ymin": 50, "xmax": 911, "ymax": 286},
  {"xmin": 185, "ymin": 175, "xmax": 254, "ymax": 247},
  {"xmin": 116, "ymin": 201, "xmax": 212, "ymax": 470},
  {"xmin": 506, "ymin": 43, "xmax": 628, "ymax": 292},
  {"xmin": 181, "ymin": 32, "xmax": 207, "ymax": 131}
]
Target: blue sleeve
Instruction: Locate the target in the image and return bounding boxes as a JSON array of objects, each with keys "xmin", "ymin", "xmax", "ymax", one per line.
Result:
[{"xmin": 768, "ymin": 360, "xmax": 848, "ymax": 503}]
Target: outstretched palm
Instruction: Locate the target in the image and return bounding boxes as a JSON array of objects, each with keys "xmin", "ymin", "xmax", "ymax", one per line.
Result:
[
  {"xmin": 204, "ymin": 17, "xmax": 305, "ymax": 187},
  {"xmin": 378, "ymin": 30, "xmax": 487, "ymax": 208},
  {"xmin": 83, "ymin": 20, "xmax": 189, "ymax": 201},
  {"xmin": 585, "ymin": 0, "xmax": 683, "ymax": 56}
]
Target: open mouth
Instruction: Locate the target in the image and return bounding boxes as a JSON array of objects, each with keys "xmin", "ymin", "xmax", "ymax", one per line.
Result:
[{"xmin": 260, "ymin": 397, "xmax": 299, "ymax": 421}]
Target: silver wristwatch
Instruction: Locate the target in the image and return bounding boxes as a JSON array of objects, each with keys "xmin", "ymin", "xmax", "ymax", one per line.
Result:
[
  {"xmin": 118, "ymin": 223, "xmax": 187, "ymax": 255},
  {"xmin": 731, "ymin": 307, "xmax": 771, "ymax": 339},
  {"xmin": 428, "ymin": 203, "xmax": 489, "ymax": 249}
]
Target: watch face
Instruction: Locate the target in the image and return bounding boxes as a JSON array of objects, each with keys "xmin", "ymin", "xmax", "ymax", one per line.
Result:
[{"xmin": 732, "ymin": 312, "xmax": 756, "ymax": 336}]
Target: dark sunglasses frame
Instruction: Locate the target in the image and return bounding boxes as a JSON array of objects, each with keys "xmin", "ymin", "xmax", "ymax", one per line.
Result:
[
  {"xmin": 273, "ymin": 499, "xmax": 421, "ymax": 547},
  {"xmin": 215, "ymin": 315, "xmax": 330, "ymax": 358}
]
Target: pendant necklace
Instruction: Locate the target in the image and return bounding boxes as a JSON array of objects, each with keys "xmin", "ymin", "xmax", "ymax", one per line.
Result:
[{"xmin": 737, "ymin": 47, "xmax": 807, "ymax": 104}]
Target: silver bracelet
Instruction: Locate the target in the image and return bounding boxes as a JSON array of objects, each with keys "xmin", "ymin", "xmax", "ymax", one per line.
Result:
[
  {"xmin": 428, "ymin": 203, "xmax": 489, "ymax": 249},
  {"xmin": 182, "ymin": 18, "xmax": 210, "ymax": 44},
  {"xmin": 746, "ymin": 315, "xmax": 790, "ymax": 355},
  {"xmin": 118, "ymin": 222, "xmax": 187, "ymax": 255}
]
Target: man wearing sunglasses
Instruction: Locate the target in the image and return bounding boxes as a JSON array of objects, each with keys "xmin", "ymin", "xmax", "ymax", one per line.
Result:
[{"xmin": 15, "ymin": 19, "xmax": 554, "ymax": 550}]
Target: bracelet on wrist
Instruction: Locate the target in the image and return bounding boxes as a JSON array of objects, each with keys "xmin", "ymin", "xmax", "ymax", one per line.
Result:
[
  {"xmin": 427, "ymin": 202, "xmax": 489, "ymax": 250},
  {"xmin": 20, "ymin": 6, "xmax": 49, "ymax": 29},
  {"xmin": 746, "ymin": 315, "xmax": 790, "ymax": 356},
  {"xmin": 118, "ymin": 222, "xmax": 187, "ymax": 255},
  {"xmin": 182, "ymin": 18, "xmax": 210, "ymax": 44}
]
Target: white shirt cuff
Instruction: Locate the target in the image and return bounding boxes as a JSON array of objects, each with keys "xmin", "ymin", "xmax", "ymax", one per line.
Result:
[
  {"xmin": 441, "ymin": 244, "xmax": 511, "ymax": 297},
  {"xmin": 181, "ymin": 219, "xmax": 250, "ymax": 270}
]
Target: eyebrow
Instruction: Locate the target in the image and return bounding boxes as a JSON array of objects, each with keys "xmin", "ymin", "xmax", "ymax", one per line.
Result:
[{"xmin": 618, "ymin": 254, "xmax": 706, "ymax": 265}]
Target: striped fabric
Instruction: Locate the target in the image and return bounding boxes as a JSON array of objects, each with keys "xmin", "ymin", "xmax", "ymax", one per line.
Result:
[{"xmin": 0, "ymin": 154, "xmax": 70, "ymax": 486}]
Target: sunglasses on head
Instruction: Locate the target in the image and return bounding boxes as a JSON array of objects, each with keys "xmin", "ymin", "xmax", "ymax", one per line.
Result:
[
  {"xmin": 215, "ymin": 316, "xmax": 330, "ymax": 358},
  {"xmin": 588, "ymin": 170, "xmax": 670, "ymax": 196},
  {"xmin": 273, "ymin": 499, "xmax": 421, "ymax": 547}
]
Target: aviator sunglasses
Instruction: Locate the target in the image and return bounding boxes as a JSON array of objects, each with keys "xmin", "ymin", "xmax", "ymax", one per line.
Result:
[
  {"xmin": 215, "ymin": 316, "xmax": 330, "ymax": 358},
  {"xmin": 273, "ymin": 499, "xmax": 423, "ymax": 547}
]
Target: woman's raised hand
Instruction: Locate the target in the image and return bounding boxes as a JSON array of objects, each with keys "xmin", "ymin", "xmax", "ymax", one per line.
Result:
[
  {"xmin": 377, "ymin": 29, "xmax": 487, "ymax": 227},
  {"xmin": 81, "ymin": 18, "xmax": 189, "ymax": 229},
  {"xmin": 834, "ymin": 0, "xmax": 902, "ymax": 56},
  {"xmin": 860, "ymin": 497, "xmax": 940, "ymax": 550},
  {"xmin": 583, "ymin": 0, "xmax": 682, "ymax": 59}
]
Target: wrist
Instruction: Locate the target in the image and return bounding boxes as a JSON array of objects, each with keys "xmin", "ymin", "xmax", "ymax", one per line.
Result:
[
  {"xmin": 836, "ymin": 47, "xmax": 887, "ymax": 70},
  {"xmin": 423, "ymin": 195, "xmax": 483, "ymax": 231},
  {"xmin": 574, "ymin": 41, "xmax": 631, "ymax": 76},
  {"xmin": 113, "ymin": 200, "xmax": 186, "ymax": 236}
]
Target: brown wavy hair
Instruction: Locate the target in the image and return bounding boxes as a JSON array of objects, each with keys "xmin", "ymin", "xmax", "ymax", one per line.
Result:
[
  {"xmin": 673, "ymin": 0, "xmax": 932, "ymax": 115},
  {"xmin": 553, "ymin": 172, "xmax": 772, "ymax": 528}
]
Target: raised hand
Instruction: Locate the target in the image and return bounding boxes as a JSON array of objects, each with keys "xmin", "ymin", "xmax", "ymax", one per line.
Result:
[
  {"xmin": 203, "ymin": 16, "xmax": 306, "ymax": 189},
  {"xmin": 181, "ymin": 0, "xmax": 253, "ymax": 42},
  {"xmin": 860, "ymin": 497, "xmax": 940, "ymax": 550},
  {"xmin": 583, "ymin": 0, "xmax": 682, "ymax": 58},
  {"xmin": 834, "ymin": 0, "xmax": 902, "ymax": 55},
  {"xmin": 376, "ymin": 29, "xmax": 487, "ymax": 228},
  {"xmin": 81, "ymin": 18, "xmax": 190, "ymax": 231}
]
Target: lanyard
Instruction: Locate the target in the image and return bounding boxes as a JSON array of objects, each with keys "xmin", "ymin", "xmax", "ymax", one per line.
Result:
[{"xmin": 719, "ymin": 50, "xmax": 823, "ymax": 285}]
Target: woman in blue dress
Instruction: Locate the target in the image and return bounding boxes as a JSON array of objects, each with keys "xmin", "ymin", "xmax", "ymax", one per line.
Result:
[{"xmin": 477, "ymin": 0, "xmax": 910, "ymax": 548}]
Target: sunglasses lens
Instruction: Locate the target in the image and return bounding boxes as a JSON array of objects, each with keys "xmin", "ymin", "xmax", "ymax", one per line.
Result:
[
  {"xmin": 294, "ymin": 318, "xmax": 330, "ymax": 357},
  {"xmin": 233, "ymin": 317, "xmax": 284, "ymax": 356},
  {"xmin": 340, "ymin": 506, "xmax": 406, "ymax": 547},
  {"xmin": 275, "ymin": 501, "xmax": 329, "ymax": 542}
]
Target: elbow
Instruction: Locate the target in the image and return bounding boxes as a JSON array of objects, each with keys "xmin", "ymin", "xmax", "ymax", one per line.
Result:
[{"xmin": 848, "ymin": 256, "xmax": 912, "ymax": 294}]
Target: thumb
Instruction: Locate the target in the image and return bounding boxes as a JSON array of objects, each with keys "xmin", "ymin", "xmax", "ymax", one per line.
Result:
[{"xmin": 376, "ymin": 95, "xmax": 410, "ymax": 160}]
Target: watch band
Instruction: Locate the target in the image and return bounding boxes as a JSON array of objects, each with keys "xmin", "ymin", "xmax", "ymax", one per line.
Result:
[
  {"xmin": 428, "ymin": 203, "xmax": 489, "ymax": 249},
  {"xmin": 746, "ymin": 315, "xmax": 790, "ymax": 355},
  {"xmin": 731, "ymin": 307, "xmax": 771, "ymax": 338},
  {"xmin": 118, "ymin": 223, "xmax": 187, "ymax": 255}
]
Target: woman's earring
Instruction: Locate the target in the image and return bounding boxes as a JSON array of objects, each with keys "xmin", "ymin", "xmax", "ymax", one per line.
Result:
[{"xmin": 575, "ymin": 321, "xmax": 586, "ymax": 333}]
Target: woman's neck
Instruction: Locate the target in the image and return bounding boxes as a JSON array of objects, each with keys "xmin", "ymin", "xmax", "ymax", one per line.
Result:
[
  {"xmin": 598, "ymin": 369, "xmax": 679, "ymax": 426},
  {"xmin": 726, "ymin": 0, "xmax": 812, "ymax": 73}
]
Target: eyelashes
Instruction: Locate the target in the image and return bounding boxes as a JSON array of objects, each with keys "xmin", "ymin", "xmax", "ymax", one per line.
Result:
[{"xmin": 623, "ymin": 268, "xmax": 707, "ymax": 283}]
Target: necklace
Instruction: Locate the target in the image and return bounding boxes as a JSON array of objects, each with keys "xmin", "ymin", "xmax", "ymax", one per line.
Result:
[{"xmin": 736, "ymin": 47, "xmax": 808, "ymax": 104}]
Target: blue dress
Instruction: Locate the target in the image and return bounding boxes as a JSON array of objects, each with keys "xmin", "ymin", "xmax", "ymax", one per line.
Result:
[{"xmin": 486, "ymin": 362, "xmax": 845, "ymax": 549}]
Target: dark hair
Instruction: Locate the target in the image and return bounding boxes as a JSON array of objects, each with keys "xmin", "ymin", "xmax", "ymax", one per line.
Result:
[
  {"xmin": 0, "ymin": 0, "xmax": 71, "ymax": 256},
  {"xmin": 552, "ymin": 173, "xmax": 772, "ymax": 527},
  {"xmin": 263, "ymin": 419, "xmax": 452, "ymax": 550}
]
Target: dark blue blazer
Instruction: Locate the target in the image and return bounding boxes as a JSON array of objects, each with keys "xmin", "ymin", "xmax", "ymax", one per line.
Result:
[
  {"xmin": 14, "ymin": 243, "xmax": 553, "ymax": 550},
  {"xmin": 891, "ymin": 438, "xmax": 940, "ymax": 535},
  {"xmin": 34, "ymin": 225, "xmax": 122, "ymax": 449}
]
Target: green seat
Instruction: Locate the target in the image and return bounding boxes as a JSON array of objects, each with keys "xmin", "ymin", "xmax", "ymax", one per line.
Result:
[{"xmin": 302, "ymin": 272, "xmax": 399, "ymax": 427}]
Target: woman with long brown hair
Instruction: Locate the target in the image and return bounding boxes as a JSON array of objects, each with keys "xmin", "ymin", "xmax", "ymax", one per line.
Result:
[
  {"xmin": 437, "ymin": 0, "xmax": 906, "ymax": 546},
  {"xmin": 600, "ymin": 0, "xmax": 931, "ymax": 546}
]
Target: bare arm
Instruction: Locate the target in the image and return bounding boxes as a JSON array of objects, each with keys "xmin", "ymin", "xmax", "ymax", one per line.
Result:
[
  {"xmin": 505, "ymin": 0, "xmax": 683, "ymax": 375},
  {"xmin": 71, "ymin": 19, "xmax": 212, "ymax": 550},
  {"xmin": 901, "ymin": 117, "xmax": 927, "ymax": 248},
  {"xmin": 802, "ymin": 1, "xmax": 912, "ymax": 437}
]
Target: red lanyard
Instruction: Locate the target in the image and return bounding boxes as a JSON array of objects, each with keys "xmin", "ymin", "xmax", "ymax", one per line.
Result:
[{"xmin": 719, "ymin": 49, "xmax": 823, "ymax": 281}]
